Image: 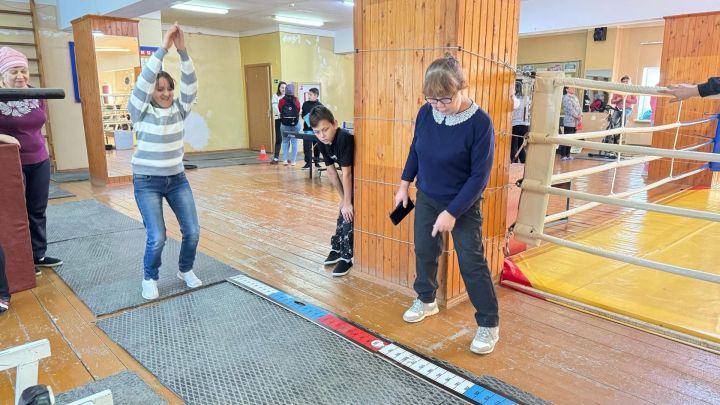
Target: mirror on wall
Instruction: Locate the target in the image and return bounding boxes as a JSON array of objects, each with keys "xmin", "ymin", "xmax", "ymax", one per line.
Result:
[{"xmin": 94, "ymin": 34, "xmax": 140, "ymax": 180}]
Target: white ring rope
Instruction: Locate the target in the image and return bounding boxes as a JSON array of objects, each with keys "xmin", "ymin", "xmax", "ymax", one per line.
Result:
[
  {"xmin": 526, "ymin": 171, "xmax": 720, "ymax": 223},
  {"xmin": 541, "ymin": 116, "xmax": 717, "ymax": 142},
  {"xmin": 524, "ymin": 232, "xmax": 720, "ymax": 284},
  {"xmin": 550, "ymin": 141, "xmax": 712, "ymax": 183},
  {"xmin": 536, "ymin": 137, "xmax": 720, "ymax": 163},
  {"xmin": 555, "ymin": 77, "xmax": 720, "ymax": 99}
]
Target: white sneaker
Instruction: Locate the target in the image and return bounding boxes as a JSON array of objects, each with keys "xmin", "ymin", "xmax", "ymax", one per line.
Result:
[
  {"xmin": 402, "ymin": 298, "xmax": 439, "ymax": 323},
  {"xmin": 470, "ymin": 326, "xmax": 499, "ymax": 354},
  {"xmin": 177, "ymin": 270, "xmax": 202, "ymax": 288},
  {"xmin": 142, "ymin": 279, "xmax": 159, "ymax": 300}
]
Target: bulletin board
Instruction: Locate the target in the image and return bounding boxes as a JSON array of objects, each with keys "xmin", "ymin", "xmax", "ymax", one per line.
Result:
[{"xmin": 298, "ymin": 83, "xmax": 322, "ymax": 103}]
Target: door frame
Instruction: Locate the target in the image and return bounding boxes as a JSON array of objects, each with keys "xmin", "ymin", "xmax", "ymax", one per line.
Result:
[{"xmin": 244, "ymin": 63, "xmax": 273, "ymax": 152}]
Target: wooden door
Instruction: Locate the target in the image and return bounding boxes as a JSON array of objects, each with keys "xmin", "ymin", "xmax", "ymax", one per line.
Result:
[{"xmin": 245, "ymin": 64, "xmax": 272, "ymax": 151}]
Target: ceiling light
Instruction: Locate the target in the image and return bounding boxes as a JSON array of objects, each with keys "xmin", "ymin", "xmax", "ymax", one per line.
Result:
[
  {"xmin": 273, "ymin": 15, "xmax": 324, "ymax": 27},
  {"xmin": 343, "ymin": 0, "xmax": 354, "ymax": 5},
  {"xmin": 171, "ymin": 4, "xmax": 229, "ymax": 14},
  {"xmin": 92, "ymin": 30, "xmax": 104, "ymax": 36}
]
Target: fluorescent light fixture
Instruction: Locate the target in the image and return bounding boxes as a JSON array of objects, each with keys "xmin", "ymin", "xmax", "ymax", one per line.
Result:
[
  {"xmin": 171, "ymin": 4, "xmax": 229, "ymax": 14},
  {"xmin": 273, "ymin": 15, "xmax": 324, "ymax": 27},
  {"xmin": 92, "ymin": 30, "xmax": 104, "ymax": 36},
  {"xmin": 343, "ymin": 0, "xmax": 354, "ymax": 5},
  {"xmin": 96, "ymin": 47, "xmax": 132, "ymax": 52}
]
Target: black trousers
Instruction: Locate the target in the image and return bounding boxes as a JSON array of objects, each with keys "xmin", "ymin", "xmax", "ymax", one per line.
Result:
[
  {"xmin": 273, "ymin": 119, "xmax": 283, "ymax": 159},
  {"xmin": 0, "ymin": 244, "xmax": 9, "ymax": 301},
  {"xmin": 303, "ymin": 139, "xmax": 320, "ymax": 164},
  {"xmin": 22, "ymin": 159, "xmax": 50, "ymax": 261},
  {"xmin": 413, "ymin": 190, "xmax": 499, "ymax": 327},
  {"xmin": 330, "ymin": 212, "xmax": 353, "ymax": 262},
  {"xmin": 561, "ymin": 126, "xmax": 575, "ymax": 157},
  {"xmin": 511, "ymin": 124, "xmax": 528, "ymax": 163}
]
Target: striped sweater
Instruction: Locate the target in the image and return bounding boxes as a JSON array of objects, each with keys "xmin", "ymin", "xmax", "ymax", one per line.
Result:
[{"xmin": 128, "ymin": 48, "xmax": 197, "ymax": 176}]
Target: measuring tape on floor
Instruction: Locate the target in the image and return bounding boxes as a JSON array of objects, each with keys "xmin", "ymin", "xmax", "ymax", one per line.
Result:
[{"xmin": 228, "ymin": 275, "xmax": 521, "ymax": 405}]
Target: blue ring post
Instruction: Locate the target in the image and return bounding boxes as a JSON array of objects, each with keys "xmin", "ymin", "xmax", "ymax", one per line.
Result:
[{"xmin": 711, "ymin": 114, "xmax": 720, "ymax": 172}]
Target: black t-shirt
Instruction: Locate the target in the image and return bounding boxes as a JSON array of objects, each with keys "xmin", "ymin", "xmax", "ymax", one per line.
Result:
[
  {"xmin": 301, "ymin": 100, "xmax": 322, "ymax": 130},
  {"xmin": 318, "ymin": 128, "xmax": 354, "ymax": 167}
]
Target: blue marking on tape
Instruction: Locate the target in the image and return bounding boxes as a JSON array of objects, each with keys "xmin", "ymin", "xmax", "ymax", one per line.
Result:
[{"xmin": 268, "ymin": 291, "xmax": 329, "ymax": 320}]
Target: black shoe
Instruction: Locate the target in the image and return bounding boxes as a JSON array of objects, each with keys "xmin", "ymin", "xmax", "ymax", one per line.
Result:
[
  {"xmin": 315, "ymin": 163, "xmax": 322, "ymax": 168},
  {"xmin": 301, "ymin": 163, "xmax": 311, "ymax": 169},
  {"xmin": 324, "ymin": 251, "xmax": 341, "ymax": 265},
  {"xmin": 34, "ymin": 256, "xmax": 63, "ymax": 268},
  {"xmin": 332, "ymin": 260, "xmax": 353, "ymax": 277}
]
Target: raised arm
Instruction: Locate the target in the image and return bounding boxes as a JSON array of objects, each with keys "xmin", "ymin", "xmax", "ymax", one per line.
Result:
[
  {"xmin": 173, "ymin": 25, "xmax": 197, "ymax": 117},
  {"xmin": 128, "ymin": 25, "xmax": 177, "ymax": 122}
]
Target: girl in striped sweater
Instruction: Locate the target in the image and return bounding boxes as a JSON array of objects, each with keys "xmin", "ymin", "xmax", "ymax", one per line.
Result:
[{"xmin": 128, "ymin": 23, "xmax": 202, "ymax": 300}]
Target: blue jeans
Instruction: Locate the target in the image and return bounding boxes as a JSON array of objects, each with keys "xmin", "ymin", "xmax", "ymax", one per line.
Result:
[
  {"xmin": 133, "ymin": 172, "xmax": 200, "ymax": 280},
  {"xmin": 281, "ymin": 122, "xmax": 300, "ymax": 162}
]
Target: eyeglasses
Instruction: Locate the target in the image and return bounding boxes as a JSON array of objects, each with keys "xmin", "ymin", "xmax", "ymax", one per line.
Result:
[{"xmin": 425, "ymin": 96, "xmax": 454, "ymax": 105}]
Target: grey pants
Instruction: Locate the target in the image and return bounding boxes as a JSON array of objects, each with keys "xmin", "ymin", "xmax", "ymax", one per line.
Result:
[{"xmin": 413, "ymin": 190, "xmax": 499, "ymax": 327}]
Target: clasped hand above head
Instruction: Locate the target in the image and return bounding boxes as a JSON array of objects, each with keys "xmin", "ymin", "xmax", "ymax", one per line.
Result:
[{"xmin": 162, "ymin": 22, "xmax": 186, "ymax": 51}]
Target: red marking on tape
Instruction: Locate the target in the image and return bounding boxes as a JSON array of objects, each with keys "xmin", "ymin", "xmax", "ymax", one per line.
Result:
[{"xmin": 319, "ymin": 315, "xmax": 386, "ymax": 351}]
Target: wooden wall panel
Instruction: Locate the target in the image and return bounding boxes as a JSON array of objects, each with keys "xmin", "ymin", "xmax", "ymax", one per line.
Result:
[
  {"xmin": 72, "ymin": 16, "xmax": 138, "ymax": 186},
  {"xmin": 354, "ymin": 0, "xmax": 519, "ymax": 307},
  {"xmin": 649, "ymin": 11, "xmax": 720, "ymax": 185}
]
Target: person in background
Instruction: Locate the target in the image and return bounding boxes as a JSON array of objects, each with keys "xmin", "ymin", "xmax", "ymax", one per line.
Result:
[
  {"xmin": 660, "ymin": 77, "xmax": 720, "ymax": 101},
  {"xmin": 128, "ymin": 23, "xmax": 202, "ymax": 300},
  {"xmin": 311, "ymin": 106, "xmax": 355, "ymax": 277},
  {"xmin": 270, "ymin": 81, "xmax": 286, "ymax": 164},
  {"xmin": 0, "ymin": 244, "xmax": 9, "ymax": 314},
  {"xmin": 610, "ymin": 75, "xmax": 638, "ymax": 123},
  {"xmin": 278, "ymin": 84, "xmax": 302, "ymax": 166},
  {"xmin": 394, "ymin": 55, "xmax": 499, "ymax": 355},
  {"xmin": 0, "ymin": 47, "xmax": 63, "ymax": 275},
  {"xmin": 561, "ymin": 86, "xmax": 580, "ymax": 161},
  {"xmin": 300, "ymin": 87, "xmax": 322, "ymax": 170},
  {"xmin": 511, "ymin": 80, "xmax": 529, "ymax": 164}
]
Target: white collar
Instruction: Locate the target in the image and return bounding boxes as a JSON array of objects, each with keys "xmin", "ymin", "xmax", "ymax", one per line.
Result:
[{"xmin": 431, "ymin": 102, "xmax": 479, "ymax": 126}]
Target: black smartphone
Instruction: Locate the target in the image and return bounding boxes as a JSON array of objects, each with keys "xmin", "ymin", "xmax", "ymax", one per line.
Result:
[{"xmin": 389, "ymin": 199, "xmax": 415, "ymax": 225}]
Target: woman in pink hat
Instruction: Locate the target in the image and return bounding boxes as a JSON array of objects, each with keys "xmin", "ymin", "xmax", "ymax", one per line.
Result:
[{"xmin": 0, "ymin": 47, "xmax": 62, "ymax": 273}]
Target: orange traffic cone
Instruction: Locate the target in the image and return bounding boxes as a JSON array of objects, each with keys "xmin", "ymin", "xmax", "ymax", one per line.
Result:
[{"xmin": 257, "ymin": 144, "xmax": 268, "ymax": 161}]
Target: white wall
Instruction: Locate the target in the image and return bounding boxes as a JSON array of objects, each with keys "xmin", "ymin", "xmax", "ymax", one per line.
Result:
[{"xmin": 520, "ymin": 0, "xmax": 720, "ymax": 34}]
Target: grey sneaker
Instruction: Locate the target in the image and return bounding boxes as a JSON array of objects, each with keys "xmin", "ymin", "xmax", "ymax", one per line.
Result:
[
  {"xmin": 470, "ymin": 326, "xmax": 499, "ymax": 354},
  {"xmin": 402, "ymin": 298, "xmax": 439, "ymax": 323}
]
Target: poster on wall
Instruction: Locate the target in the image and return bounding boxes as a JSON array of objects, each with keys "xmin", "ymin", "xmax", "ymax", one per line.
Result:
[{"xmin": 298, "ymin": 83, "xmax": 321, "ymax": 103}]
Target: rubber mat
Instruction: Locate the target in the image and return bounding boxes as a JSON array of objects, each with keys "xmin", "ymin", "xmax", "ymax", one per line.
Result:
[
  {"xmin": 50, "ymin": 228, "xmax": 239, "ymax": 315},
  {"xmin": 46, "ymin": 200, "xmax": 143, "ymax": 244},
  {"xmin": 98, "ymin": 282, "xmax": 541, "ymax": 405},
  {"xmin": 186, "ymin": 157, "xmax": 266, "ymax": 168},
  {"xmin": 184, "ymin": 150, "xmax": 259, "ymax": 161},
  {"xmin": 50, "ymin": 171, "xmax": 90, "ymax": 183},
  {"xmin": 506, "ymin": 188, "xmax": 720, "ymax": 344},
  {"xmin": 55, "ymin": 371, "xmax": 166, "ymax": 405},
  {"xmin": 48, "ymin": 183, "xmax": 75, "ymax": 200}
]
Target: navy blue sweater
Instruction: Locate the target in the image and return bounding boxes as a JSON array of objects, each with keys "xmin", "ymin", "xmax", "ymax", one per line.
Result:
[{"xmin": 401, "ymin": 103, "xmax": 495, "ymax": 218}]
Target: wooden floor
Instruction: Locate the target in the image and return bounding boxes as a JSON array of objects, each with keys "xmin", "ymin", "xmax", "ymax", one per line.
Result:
[{"xmin": 1, "ymin": 160, "xmax": 719, "ymax": 405}]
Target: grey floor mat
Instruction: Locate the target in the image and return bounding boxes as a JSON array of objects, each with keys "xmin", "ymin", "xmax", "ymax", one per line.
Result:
[
  {"xmin": 55, "ymin": 371, "xmax": 167, "ymax": 405},
  {"xmin": 48, "ymin": 228, "xmax": 239, "ymax": 315},
  {"xmin": 51, "ymin": 171, "xmax": 90, "ymax": 182},
  {"xmin": 49, "ymin": 183, "xmax": 75, "ymax": 200},
  {"xmin": 46, "ymin": 200, "xmax": 143, "ymax": 244},
  {"xmin": 97, "ymin": 283, "xmax": 470, "ymax": 405},
  {"xmin": 186, "ymin": 157, "xmax": 265, "ymax": 168},
  {"xmin": 184, "ymin": 150, "xmax": 259, "ymax": 161}
]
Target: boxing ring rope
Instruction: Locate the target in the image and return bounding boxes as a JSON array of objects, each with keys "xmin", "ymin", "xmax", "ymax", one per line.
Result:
[{"xmin": 512, "ymin": 72, "xmax": 720, "ymax": 286}]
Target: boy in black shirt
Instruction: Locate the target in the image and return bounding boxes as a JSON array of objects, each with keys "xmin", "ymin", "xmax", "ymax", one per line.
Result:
[
  {"xmin": 310, "ymin": 106, "xmax": 354, "ymax": 276},
  {"xmin": 301, "ymin": 88, "xmax": 322, "ymax": 169}
]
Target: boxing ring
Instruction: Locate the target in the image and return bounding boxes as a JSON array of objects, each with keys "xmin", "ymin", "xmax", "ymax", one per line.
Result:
[{"xmin": 504, "ymin": 73, "xmax": 720, "ymax": 353}]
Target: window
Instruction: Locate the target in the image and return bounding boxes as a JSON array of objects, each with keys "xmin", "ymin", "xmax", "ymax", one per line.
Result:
[{"xmin": 637, "ymin": 67, "xmax": 660, "ymax": 121}]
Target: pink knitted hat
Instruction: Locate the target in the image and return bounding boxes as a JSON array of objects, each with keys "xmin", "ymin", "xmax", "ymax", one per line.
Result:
[{"xmin": 0, "ymin": 47, "xmax": 28, "ymax": 74}]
